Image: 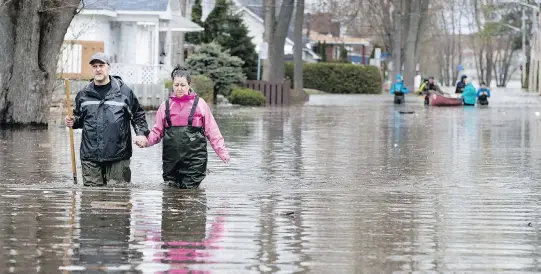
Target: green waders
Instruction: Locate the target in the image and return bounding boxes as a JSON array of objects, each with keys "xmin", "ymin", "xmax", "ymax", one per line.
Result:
[{"xmin": 162, "ymin": 96, "xmax": 208, "ymax": 189}]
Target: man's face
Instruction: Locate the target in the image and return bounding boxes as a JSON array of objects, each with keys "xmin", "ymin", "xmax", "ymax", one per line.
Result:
[
  {"xmin": 429, "ymin": 78, "xmax": 434, "ymax": 84},
  {"xmin": 91, "ymin": 61, "xmax": 109, "ymax": 82}
]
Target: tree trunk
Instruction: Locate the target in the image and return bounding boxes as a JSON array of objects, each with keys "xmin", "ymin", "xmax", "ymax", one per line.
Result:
[
  {"xmin": 485, "ymin": 40, "xmax": 493, "ymax": 86},
  {"xmin": 390, "ymin": 0, "xmax": 402, "ymax": 82},
  {"xmin": 292, "ymin": 0, "xmax": 305, "ymax": 101},
  {"xmin": 262, "ymin": 0, "xmax": 295, "ymax": 82},
  {"xmin": 0, "ymin": 0, "xmax": 80, "ymax": 127},
  {"xmin": 413, "ymin": 0, "xmax": 429, "ymax": 75},
  {"xmin": 402, "ymin": 0, "xmax": 420, "ymax": 91}
]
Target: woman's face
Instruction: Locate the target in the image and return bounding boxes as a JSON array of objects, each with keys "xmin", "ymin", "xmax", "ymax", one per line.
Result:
[{"xmin": 173, "ymin": 76, "xmax": 190, "ymax": 97}]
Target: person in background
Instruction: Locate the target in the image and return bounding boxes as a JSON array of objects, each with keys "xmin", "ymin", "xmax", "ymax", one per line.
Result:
[
  {"xmin": 390, "ymin": 74, "xmax": 409, "ymax": 104},
  {"xmin": 462, "ymin": 78, "xmax": 477, "ymax": 106},
  {"xmin": 390, "ymin": 74, "xmax": 409, "ymax": 95},
  {"xmin": 476, "ymin": 81, "xmax": 491, "ymax": 105},
  {"xmin": 138, "ymin": 65, "xmax": 230, "ymax": 189},
  {"xmin": 417, "ymin": 77, "xmax": 429, "ymax": 95},
  {"xmin": 422, "ymin": 76, "xmax": 444, "ymax": 105},
  {"xmin": 455, "ymin": 74, "xmax": 467, "ymax": 94}
]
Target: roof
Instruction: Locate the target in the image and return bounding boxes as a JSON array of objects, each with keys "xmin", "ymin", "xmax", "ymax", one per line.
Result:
[
  {"xmin": 83, "ymin": 0, "xmax": 170, "ymax": 12},
  {"xmin": 161, "ymin": 16, "xmax": 204, "ymax": 32},
  {"xmin": 235, "ymin": 0, "xmax": 296, "ymax": 42},
  {"xmin": 307, "ymin": 30, "xmax": 370, "ymax": 45}
]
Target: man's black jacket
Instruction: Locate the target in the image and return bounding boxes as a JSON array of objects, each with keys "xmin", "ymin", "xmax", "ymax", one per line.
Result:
[{"xmin": 72, "ymin": 76, "xmax": 150, "ymax": 162}]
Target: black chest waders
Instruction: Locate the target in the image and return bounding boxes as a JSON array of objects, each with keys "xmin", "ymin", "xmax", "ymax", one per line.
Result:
[{"xmin": 162, "ymin": 96, "xmax": 208, "ymax": 189}]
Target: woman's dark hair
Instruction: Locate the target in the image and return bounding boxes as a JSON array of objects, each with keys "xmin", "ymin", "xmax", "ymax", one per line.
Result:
[{"xmin": 170, "ymin": 64, "xmax": 191, "ymax": 84}]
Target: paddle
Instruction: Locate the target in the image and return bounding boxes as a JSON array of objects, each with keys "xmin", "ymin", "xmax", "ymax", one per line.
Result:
[{"xmin": 64, "ymin": 79, "xmax": 78, "ymax": 184}]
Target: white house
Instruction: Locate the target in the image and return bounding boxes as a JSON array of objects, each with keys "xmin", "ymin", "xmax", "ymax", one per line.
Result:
[
  {"xmin": 59, "ymin": 0, "xmax": 203, "ymax": 84},
  {"xmin": 228, "ymin": 0, "xmax": 321, "ymax": 63}
]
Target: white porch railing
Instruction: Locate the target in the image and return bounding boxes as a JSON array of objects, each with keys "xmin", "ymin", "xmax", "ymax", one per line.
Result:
[
  {"xmin": 110, "ymin": 63, "xmax": 169, "ymax": 85},
  {"xmin": 57, "ymin": 42, "xmax": 83, "ymax": 74}
]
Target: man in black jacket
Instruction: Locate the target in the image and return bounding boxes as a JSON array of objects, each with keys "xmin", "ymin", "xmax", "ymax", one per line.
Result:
[{"xmin": 65, "ymin": 52, "xmax": 150, "ymax": 186}]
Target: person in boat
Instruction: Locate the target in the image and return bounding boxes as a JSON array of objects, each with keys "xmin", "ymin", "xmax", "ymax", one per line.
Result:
[
  {"xmin": 476, "ymin": 82, "xmax": 490, "ymax": 105},
  {"xmin": 462, "ymin": 78, "xmax": 477, "ymax": 106},
  {"xmin": 417, "ymin": 77, "xmax": 429, "ymax": 95},
  {"xmin": 138, "ymin": 65, "xmax": 230, "ymax": 189},
  {"xmin": 422, "ymin": 77, "xmax": 444, "ymax": 105},
  {"xmin": 455, "ymin": 74, "xmax": 467, "ymax": 94}
]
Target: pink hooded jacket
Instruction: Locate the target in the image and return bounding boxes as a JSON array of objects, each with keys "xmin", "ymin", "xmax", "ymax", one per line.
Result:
[{"xmin": 147, "ymin": 92, "xmax": 230, "ymax": 162}]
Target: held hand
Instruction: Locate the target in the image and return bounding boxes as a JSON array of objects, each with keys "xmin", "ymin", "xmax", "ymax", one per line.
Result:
[
  {"xmin": 134, "ymin": 136, "xmax": 148, "ymax": 148},
  {"xmin": 65, "ymin": 116, "xmax": 74, "ymax": 127}
]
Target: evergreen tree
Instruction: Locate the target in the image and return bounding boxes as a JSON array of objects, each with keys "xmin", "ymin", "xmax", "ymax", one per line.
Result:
[
  {"xmin": 186, "ymin": 43, "xmax": 245, "ymax": 102},
  {"xmin": 202, "ymin": 0, "xmax": 230, "ymax": 43},
  {"xmin": 185, "ymin": 0, "xmax": 203, "ymax": 44},
  {"xmin": 216, "ymin": 13, "xmax": 258, "ymax": 80},
  {"xmin": 186, "ymin": 0, "xmax": 258, "ymax": 79}
]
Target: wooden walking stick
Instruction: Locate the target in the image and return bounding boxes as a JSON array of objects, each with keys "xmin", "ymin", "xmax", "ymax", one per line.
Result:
[{"xmin": 64, "ymin": 79, "xmax": 78, "ymax": 184}]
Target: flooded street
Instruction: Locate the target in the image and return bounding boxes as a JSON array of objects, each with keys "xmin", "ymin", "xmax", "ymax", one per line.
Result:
[{"xmin": 3, "ymin": 89, "xmax": 541, "ymax": 273}]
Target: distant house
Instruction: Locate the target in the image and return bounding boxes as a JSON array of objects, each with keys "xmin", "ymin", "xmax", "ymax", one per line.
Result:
[
  {"xmin": 303, "ymin": 12, "xmax": 371, "ymax": 63},
  {"xmin": 231, "ymin": 0, "xmax": 321, "ymax": 63},
  {"xmin": 58, "ymin": 0, "xmax": 203, "ymax": 84}
]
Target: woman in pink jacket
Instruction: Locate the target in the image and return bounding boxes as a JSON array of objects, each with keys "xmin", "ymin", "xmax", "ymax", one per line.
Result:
[{"xmin": 142, "ymin": 65, "xmax": 230, "ymax": 189}]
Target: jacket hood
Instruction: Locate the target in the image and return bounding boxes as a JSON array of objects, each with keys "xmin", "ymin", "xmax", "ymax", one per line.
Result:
[{"xmin": 169, "ymin": 89, "xmax": 197, "ymax": 102}]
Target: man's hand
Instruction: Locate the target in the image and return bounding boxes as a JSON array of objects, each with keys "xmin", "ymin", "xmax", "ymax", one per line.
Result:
[
  {"xmin": 134, "ymin": 135, "xmax": 148, "ymax": 148},
  {"xmin": 65, "ymin": 116, "xmax": 74, "ymax": 127}
]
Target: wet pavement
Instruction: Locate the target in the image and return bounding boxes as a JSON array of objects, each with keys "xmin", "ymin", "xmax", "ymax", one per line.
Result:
[{"xmin": 2, "ymin": 89, "xmax": 541, "ymax": 273}]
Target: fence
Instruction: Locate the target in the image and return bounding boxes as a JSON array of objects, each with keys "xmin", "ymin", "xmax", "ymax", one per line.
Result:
[
  {"xmin": 242, "ymin": 80, "xmax": 291, "ymax": 106},
  {"xmin": 52, "ymin": 80, "xmax": 167, "ymax": 111},
  {"xmin": 110, "ymin": 63, "xmax": 168, "ymax": 85}
]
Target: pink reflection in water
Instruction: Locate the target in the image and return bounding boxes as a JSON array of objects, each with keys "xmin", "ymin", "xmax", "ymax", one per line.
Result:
[{"xmin": 153, "ymin": 215, "xmax": 226, "ymax": 273}]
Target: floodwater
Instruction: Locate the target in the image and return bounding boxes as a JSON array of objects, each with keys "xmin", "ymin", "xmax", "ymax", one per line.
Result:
[{"xmin": 2, "ymin": 89, "xmax": 541, "ymax": 273}]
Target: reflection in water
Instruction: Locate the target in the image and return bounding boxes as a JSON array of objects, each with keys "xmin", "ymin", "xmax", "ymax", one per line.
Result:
[
  {"xmin": 75, "ymin": 189, "xmax": 134, "ymax": 271},
  {"xmin": 4, "ymin": 91, "xmax": 541, "ymax": 272}
]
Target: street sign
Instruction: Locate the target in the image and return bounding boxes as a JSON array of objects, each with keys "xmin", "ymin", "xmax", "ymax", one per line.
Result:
[
  {"xmin": 457, "ymin": 64, "xmax": 464, "ymax": 71},
  {"xmin": 259, "ymin": 42, "xmax": 268, "ymax": 60}
]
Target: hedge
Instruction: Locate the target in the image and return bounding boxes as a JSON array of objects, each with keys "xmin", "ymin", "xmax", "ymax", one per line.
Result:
[
  {"xmin": 164, "ymin": 75, "xmax": 214, "ymax": 104},
  {"xmin": 285, "ymin": 62, "xmax": 382, "ymax": 94},
  {"xmin": 228, "ymin": 86, "xmax": 266, "ymax": 106}
]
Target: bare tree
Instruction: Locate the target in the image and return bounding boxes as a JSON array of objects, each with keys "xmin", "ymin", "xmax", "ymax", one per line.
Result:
[
  {"xmin": 465, "ymin": 0, "xmax": 495, "ymax": 85},
  {"xmin": 262, "ymin": 0, "xmax": 295, "ymax": 82},
  {"xmin": 492, "ymin": 35, "xmax": 519, "ymax": 86},
  {"xmin": 402, "ymin": 0, "xmax": 430, "ymax": 90},
  {"xmin": 0, "ymin": 0, "xmax": 81, "ymax": 127},
  {"xmin": 429, "ymin": 0, "xmax": 465, "ymax": 86}
]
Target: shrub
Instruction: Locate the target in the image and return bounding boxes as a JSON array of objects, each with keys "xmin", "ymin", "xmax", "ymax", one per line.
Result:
[
  {"xmin": 164, "ymin": 75, "xmax": 215, "ymax": 104},
  {"xmin": 228, "ymin": 87, "xmax": 266, "ymax": 106},
  {"xmin": 285, "ymin": 62, "xmax": 382, "ymax": 94},
  {"xmin": 191, "ymin": 75, "xmax": 215, "ymax": 104}
]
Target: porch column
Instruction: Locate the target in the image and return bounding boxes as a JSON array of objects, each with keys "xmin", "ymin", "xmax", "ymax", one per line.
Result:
[
  {"xmin": 166, "ymin": 21, "xmax": 173, "ymax": 68},
  {"xmin": 154, "ymin": 22, "xmax": 160, "ymax": 66}
]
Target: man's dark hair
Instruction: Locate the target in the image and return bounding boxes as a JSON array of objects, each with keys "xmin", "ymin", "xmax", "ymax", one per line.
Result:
[{"xmin": 171, "ymin": 65, "xmax": 192, "ymax": 84}]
